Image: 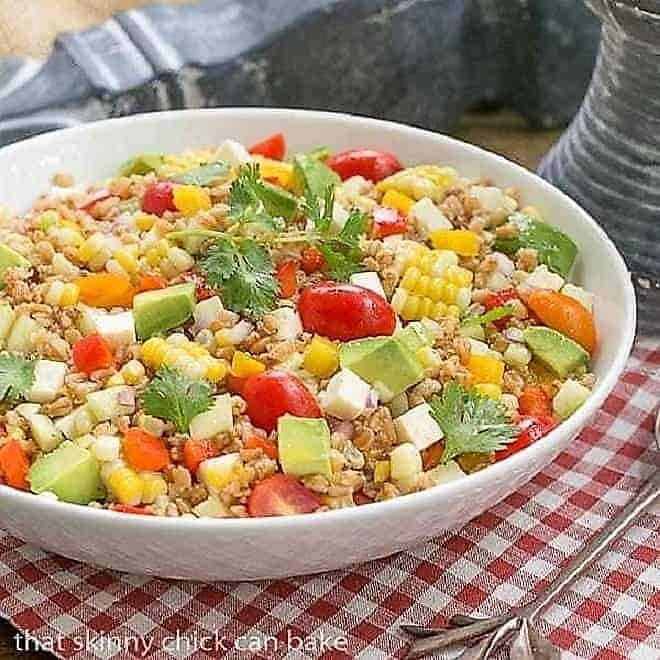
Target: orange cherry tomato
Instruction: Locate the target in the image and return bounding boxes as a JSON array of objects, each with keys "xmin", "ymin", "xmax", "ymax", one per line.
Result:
[
  {"xmin": 248, "ymin": 133, "xmax": 286, "ymax": 161},
  {"xmin": 526, "ymin": 290, "xmax": 596, "ymax": 353},
  {"xmin": 247, "ymin": 474, "xmax": 320, "ymax": 517},
  {"xmin": 244, "ymin": 435, "xmax": 279, "ymax": 460},
  {"xmin": 276, "ymin": 260, "xmax": 298, "ymax": 299},
  {"xmin": 182, "ymin": 439, "xmax": 219, "ymax": 474},
  {"xmin": 518, "ymin": 385, "xmax": 552, "ymax": 418},
  {"xmin": 123, "ymin": 428, "xmax": 170, "ymax": 472},
  {"xmin": 0, "ymin": 440, "xmax": 30, "ymax": 490},
  {"xmin": 76, "ymin": 273, "xmax": 136, "ymax": 308}
]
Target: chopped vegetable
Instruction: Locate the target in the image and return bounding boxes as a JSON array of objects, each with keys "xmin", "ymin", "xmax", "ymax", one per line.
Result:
[
  {"xmin": 467, "ymin": 354, "xmax": 505, "ymax": 386},
  {"xmin": 0, "ymin": 439, "xmax": 30, "ymax": 490},
  {"xmin": 172, "ymin": 185, "xmax": 212, "ymax": 216},
  {"xmin": 247, "ymin": 474, "xmax": 320, "ymax": 517},
  {"xmin": 327, "ymin": 149, "xmax": 403, "ymax": 183},
  {"xmin": 518, "ymin": 385, "xmax": 552, "ymax": 417},
  {"xmin": 230, "ymin": 351, "xmax": 266, "ymax": 378},
  {"xmin": 172, "ymin": 161, "xmax": 229, "ymax": 186},
  {"xmin": 183, "ymin": 438, "xmax": 219, "ymax": 473},
  {"xmin": 430, "ymin": 229, "xmax": 481, "ymax": 256},
  {"xmin": 371, "ymin": 206, "xmax": 408, "ymax": 238},
  {"xmin": 496, "ymin": 415, "xmax": 556, "ymax": 461},
  {"xmin": 301, "ymin": 246, "xmax": 326, "ymax": 274},
  {"xmin": 248, "ymin": 133, "xmax": 286, "ymax": 161},
  {"xmin": 293, "ymin": 153, "xmax": 340, "ymax": 197},
  {"xmin": 276, "ymin": 260, "xmax": 298, "ymax": 298},
  {"xmin": 142, "ymin": 181, "xmax": 176, "ymax": 216},
  {"xmin": 76, "ymin": 273, "xmax": 135, "ymax": 309},
  {"xmin": 118, "ymin": 153, "xmax": 163, "ymax": 177},
  {"xmin": 0, "ymin": 353, "xmax": 35, "ymax": 404},
  {"xmin": 123, "ymin": 428, "xmax": 170, "ymax": 472},
  {"xmin": 244, "ymin": 435, "xmax": 278, "ymax": 460},
  {"xmin": 303, "ymin": 335, "xmax": 339, "ymax": 378},
  {"xmin": 72, "ymin": 334, "xmax": 114, "ymax": 374}
]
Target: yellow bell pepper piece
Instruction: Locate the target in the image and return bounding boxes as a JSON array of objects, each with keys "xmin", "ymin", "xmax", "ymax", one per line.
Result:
[
  {"xmin": 430, "ymin": 229, "xmax": 481, "ymax": 257},
  {"xmin": 468, "ymin": 355, "xmax": 505, "ymax": 386},
  {"xmin": 107, "ymin": 467, "xmax": 143, "ymax": 506},
  {"xmin": 474, "ymin": 383, "xmax": 502, "ymax": 400},
  {"xmin": 303, "ymin": 335, "xmax": 339, "ymax": 378},
  {"xmin": 381, "ymin": 189, "xmax": 415, "ymax": 215},
  {"xmin": 231, "ymin": 351, "xmax": 266, "ymax": 378},
  {"xmin": 255, "ymin": 157, "xmax": 294, "ymax": 189},
  {"xmin": 172, "ymin": 185, "xmax": 212, "ymax": 216}
]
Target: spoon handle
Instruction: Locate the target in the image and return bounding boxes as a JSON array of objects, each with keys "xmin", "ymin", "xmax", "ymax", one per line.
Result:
[{"xmin": 523, "ymin": 466, "xmax": 660, "ymax": 621}]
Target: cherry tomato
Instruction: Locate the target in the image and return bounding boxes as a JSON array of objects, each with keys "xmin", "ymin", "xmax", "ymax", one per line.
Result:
[
  {"xmin": 247, "ymin": 474, "xmax": 320, "ymax": 517},
  {"xmin": 276, "ymin": 260, "xmax": 298, "ymax": 298},
  {"xmin": 183, "ymin": 438, "xmax": 219, "ymax": 474},
  {"xmin": 518, "ymin": 385, "xmax": 553, "ymax": 418},
  {"xmin": 110, "ymin": 504, "xmax": 155, "ymax": 515},
  {"xmin": 138, "ymin": 273, "xmax": 168, "ymax": 292},
  {"xmin": 244, "ymin": 435, "xmax": 279, "ymax": 460},
  {"xmin": 142, "ymin": 181, "xmax": 176, "ymax": 216},
  {"xmin": 495, "ymin": 415, "xmax": 557, "ymax": 461},
  {"xmin": 298, "ymin": 282, "xmax": 396, "ymax": 341},
  {"xmin": 248, "ymin": 133, "xmax": 286, "ymax": 161},
  {"xmin": 0, "ymin": 440, "xmax": 30, "ymax": 490},
  {"xmin": 371, "ymin": 206, "xmax": 408, "ymax": 238},
  {"xmin": 243, "ymin": 371, "xmax": 321, "ymax": 432},
  {"xmin": 526, "ymin": 290, "xmax": 597, "ymax": 353},
  {"xmin": 300, "ymin": 246, "xmax": 326, "ymax": 274},
  {"xmin": 327, "ymin": 149, "xmax": 403, "ymax": 182},
  {"xmin": 484, "ymin": 288, "xmax": 520, "ymax": 310},
  {"xmin": 72, "ymin": 334, "xmax": 114, "ymax": 374},
  {"xmin": 226, "ymin": 373, "xmax": 247, "ymax": 396}
]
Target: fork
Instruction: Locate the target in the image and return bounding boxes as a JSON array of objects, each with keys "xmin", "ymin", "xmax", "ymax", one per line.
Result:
[{"xmin": 402, "ymin": 408, "xmax": 660, "ymax": 659}]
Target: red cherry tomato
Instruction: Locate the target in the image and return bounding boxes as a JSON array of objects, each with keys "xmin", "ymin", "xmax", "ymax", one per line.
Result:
[
  {"xmin": 371, "ymin": 206, "xmax": 408, "ymax": 238},
  {"xmin": 327, "ymin": 149, "xmax": 403, "ymax": 182},
  {"xmin": 298, "ymin": 282, "xmax": 396, "ymax": 341},
  {"xmin": 243, "ymin": 371, "xmax": 321, "ymax": 432},
  {"xmin": 72, "ymin": 334, "xmax": 114, "ymax": 374},
  {"xmin": 276, "ymin": 260, "xmax": 298, "ymax": 298},
  {"xmin": 183, "ymin": 438, "xmax": 219, "ymax": 474},
  {"xmin": 518, "ymin": 386, "xmax": 553, "ymax": 418},
  {"xmin": 300, "ymin": 246, "xmax": 326, "ymax": 274},
  {"xmin": 226, "ymin": 373, "xmax": 247, "ymax": 396},
  {"xmin": 495, "ymin": 415, "xmax": 557, "ymax": 461},
  {"xmin": 484, "ymin": 288, "xmax": 520, "ymax": 310},
  {"xmin": 247, "ymin": 474, "xmax": 320, "ymax": 517},
  {"xmin": 248, "ymin": 133, "xmax": 286, "ymax": 160},
  {"xmin": 142, "ymin": 181, "xmax": 176, "ymax": 216}
]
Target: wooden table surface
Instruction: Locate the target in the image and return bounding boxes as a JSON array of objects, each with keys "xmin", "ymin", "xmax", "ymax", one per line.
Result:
[{"xmin": 0, "ymin": 2, "xmax": 561, "ymax": 657}]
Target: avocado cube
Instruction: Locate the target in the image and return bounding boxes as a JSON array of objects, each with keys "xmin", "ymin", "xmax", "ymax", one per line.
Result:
[
  {"xmin": 395, "ymin": 321, "xmax": 434, "ymax": 354},
  {"xmin": 292, "ymin": 154, "xmax": 340, "ymax": 197},
  {"xmin": 339, "ymin": 337, "xmax": 424, "ymax": 402},
  {"xmin": 29, "ymin": 441, "xmax": 105, "ymax": 505},
  {"xmin": 133, "ymin": 282, "xmax": 196, "ymax": 340},
  {"xmin": 0, "ymin": 244, "xmax": 30, "ymax": 289},
  {"xmin": 278, "ymin": 415, "xmax": 332, "ymax": 479},
  {"xmin": 523, "ymin": 326, "xmax": 589, "ymax": 378},
  {"xmin": 118, "ymin": 153, "xmax": 163, "ymax": 177}
]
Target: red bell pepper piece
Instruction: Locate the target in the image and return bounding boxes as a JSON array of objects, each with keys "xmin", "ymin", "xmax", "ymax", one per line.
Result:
[
  {"xmin": 371, "ymin": 206, "xmax": 408, "ymax": 238},
  {"xmin": 248, "ymin": 133, "xmax": 286, "ymax": 160},
  {"xmin": 327, "ymin": 149, "xmax": 403, "ymax": 182},
  {"xmin": 72, "ymin": 334, "xmax": 114, "ymax": 374}
]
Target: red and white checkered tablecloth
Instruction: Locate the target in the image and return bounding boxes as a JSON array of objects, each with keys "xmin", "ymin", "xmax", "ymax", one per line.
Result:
[{"xmin": 0, "ymin": 343, "xmax": 658, "ymax": 660}]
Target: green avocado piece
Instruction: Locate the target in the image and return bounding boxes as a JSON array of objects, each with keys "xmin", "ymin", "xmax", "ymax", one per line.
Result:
[
  {"xmin": 133, "ymin": 282, "xmax": 196, "ymax": 340},
  {"xmin": 172, "ymin": 161, "xmax": 230, "ymax": 186},
  {"xmin": 339, "ymin": 337, "xmax": 424, "ymax": 402},
  {"xmin": 494, "ymin": 213, "xmax": 578, "ymax": 277},
  {"xmin": 278, "ymin": 415, "xmax": 332, "ymax": 479},
  {"xmin": 29, "ymin": 441, "xmax": 104, "ymax": 505},
  {"xmin": 118, "ymin": 153, "xmax": 163, "ymax": 177},
  {"xmin": 523, "ymin": 326, "xmax": 589, "ymax": 378},
  {"xmin": 293, "ymin": 154, "xmax": 340, "ymax": 197},
  {"xmin": 0, "ymin": 244, "xmax": 30, "ymax": 289},
  {"xmin": 395, "ymin": 321, "xmax": 434, "ymax": 354},
  {"xmin": 258, "ymin": 181, "xmax": 298, "ymax": 220}
]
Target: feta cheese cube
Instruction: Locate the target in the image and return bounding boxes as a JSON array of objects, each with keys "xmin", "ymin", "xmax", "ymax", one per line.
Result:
[
  {"xmin": 330, "ymin": 202, "xmax": 350, "ymax": 233},
  {"xmin": 390, "ymin": 443, "xmax": 423, "ymax": 483},
  {"xmin": 92, "ymin": 435, "xmax": 121, "ymax": 462},
  {"xmin": 426, "ymin": 461, "xmax": 465, "ymax": 485},
  {"xmin": 84, "ymin": 308, "xmax": 136, "ymax": 348},
  {"xmin": 561, "ymin": 284, "xmax": 594, "ymax": 312},
  {"xmin": 553, "ymin": 379, "xmax": 591, "ymax": 419},
  {"xmin": 190, "ymin": 394, "xmax": 233, "ymax": 440},
  {"xmin": 518, "ymin": 265, "xmax": 565, "ymax": 293},
  {"xmin": 410, "ymin": 197, "xmax": 452, "ymax": 236},
  {"xmin": 26, "ymin": 359, "xmax": 67, "ymax": 403},
  {"xmin": 349, "ymin": 271, "xmax": 386, "ymax": 299},
  {"xmin": 469, "ymin": 186, "xmax": 517, "ymax": 215},
  {"xmin": 322, "ymin": 369, "xmax": 372, "ymax": 420},
  {"xmin": 268, "ymin": 307, "xmax": 303, "ymax": 341},
  {"xmin": 193, "ymin": 296, "xmax": 223, "ymax": 331},
  {"xmin": 394, "ymin": 403, "xmax": 444, "ymax": 450},
  {"xmin": 218, "ymin": 139, "xmax": 250, "ymax": 166},
  {"xmin": 16, "ymin": 404, "xmax": 61, "ymax": 452}
]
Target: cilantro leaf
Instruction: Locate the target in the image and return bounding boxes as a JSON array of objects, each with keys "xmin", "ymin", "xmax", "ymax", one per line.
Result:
[
  {"xmin": 201, "ymin": 237, "xmax": 278, "ymax": 318},
  {"xmin": 141, "ymin": 366, "xmax": 213, "ymax": 433},
  {"xmin": 429, "ymin": 382, "xmax": 517, "ymax": 464},
  {"xmin": 462, "ymin": 305, "xmax": 515, "ymax": 328},
  {"xmin": 0, "ymin": 353, "xmax": 36, "ymax": 404}
]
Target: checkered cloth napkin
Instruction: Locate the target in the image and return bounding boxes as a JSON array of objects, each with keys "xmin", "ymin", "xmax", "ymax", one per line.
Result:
[{"xmin": 0, "ymin": 343, "xmax": 658, "ymax": 660}]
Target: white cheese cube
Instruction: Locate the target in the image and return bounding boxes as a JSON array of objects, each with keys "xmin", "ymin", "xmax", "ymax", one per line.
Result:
[
  {"xmin": 394, "ymin": 403, "xmax": 444, "ymax": 450},
  {"xmin": 92, "ymin": 435, "xmax": 121, "ymax": 462},
  {"xmin": 268, "ymin": 307, "xmax": 303, "ymax": 341},
  {"xmin": 561, "ymin": 284, "xmax": 594, "ymax": 313},
  {"xmin": 322, "ymin": 369, "xmax": 372, "ymax": 420},
  {"xmin": 190, "ymin": 394, "xmax": 233, "ymax": 440},
  {"xmin": 26, "ymin": 359, "xmax": 67, "ymax": 403},
  {"xmin": 198, "ymin": 453, "xmax": 242, "ymax": 491},
  {"xmin": 469, "ymin": 186, "xmax": 517, "ymax": 215},
  {"xmin": 218, "ymin": 139, "xmax": 250, "ymax": 166},
  {"xmin": 86, "ymin": 386, "xmax": 135, "ymax": 422},
  {"xmin": 349, "ymin": 271, "xmax": 386, "ymax": 299},
  {"xmin": 553, "ymin": 379, "xmax": 591, "ymax": 420},
  {"xmin": 390, "ymin": 443, "xmax": 423, "ymax": 483},
  {"xmin": 330, "ymin": 202, "xmax": 350, "ymax": 233},
  {"xmin": 426, "ymin": 461, "xmax": 465, "ymax": 485},
  {"xmin": 193, "ymin": 296, "xmax": 223, "ymax": 331},
  {"xmin": 518, "ymin": 265, "xmax": 564, "ymax": 293},
  {"xmin": 468, "ymin": 339, "xmax": 502, "ymax": 360},
  {"xmin": 16, "ymin": 404, "xmax": 61, "ymax": 452},
  {"xmin": 410, "ymin": 197, "xmax": 452, "ymax": 236},
  {"xmin": 92, "ymin": 311, "xmax": 136, "ymax": 348}
]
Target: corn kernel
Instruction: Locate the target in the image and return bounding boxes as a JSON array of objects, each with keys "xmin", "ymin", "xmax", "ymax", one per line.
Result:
[
  {"xmin": 121, "ymin": 360, "xmax": 146, "ymax": 385},
  {"xmin": 141, "ymin": 337, "xmax": 168, "ymax": 369},
  {"xmin": 145, "ymin": 248, "xmax": 161, "ymax": 267},
  {"xmin": 114, "ymin": 249, "xmax": 138, "ymax": 275},
  {"xmin": 303, "ymin": 335, "xmax": 339, "ymax": 378},
  {"xmin": 136, "ymin": 212, "xmax": 158, "ymax": 231},
  {"xmin": 467, "ymin": 354, "xmax": 505, "ymax": 385},
  {"xmin": 205, "ymin": 360, "xmax": 227, "ymax": 383},
  {"xmin": 105, "ymin": 373, "xmax": 125, "ymax": 387},
  {"xmin": 185, "ymin": 343, "xmax": 209, "ymax": 358},
  {"xmin": 59, "ymin": 283, "xmax": 79, "ymax": 307},
  {"xmin": 374, "ymin": 460, "xmax": 390, "ymax": 484},
  {"xmin": 381, "ymin": 189, "xmax": 415, "ymax": 215},
  {"xmin": 107, "ymin": 467, "xmax": 143, "ymax": 506},
  {"xmin": 474, "ymin": 384, "xmax": 502, "ymax": 399},
  {"xmin": 430, "ymin": 229, "xmax": 481, "ymax": 256},
  {"xmin": 38, "ymin": 210, "xmax": 60, "ymax": 231},
  {"xmin": 141, "ymin": 472, "xmax": 168, "ymax": 504},
  {"xmin": 231, "ymin": 351, "xmax": 266, "ymax": 378},
  {"xmin": 401, "ymin": 267, "xmax": 421, "ymax": 290},
  {"xmin": 431, "ymin": 301, "xmax": 448, "ymax": 320},
  {"xmin": 173, "ymin": 185, "xmax": 212, "ymax": 216},
  {"xmin": 156, "ymin": 239, "xmax": 170, "ymax": 258}
]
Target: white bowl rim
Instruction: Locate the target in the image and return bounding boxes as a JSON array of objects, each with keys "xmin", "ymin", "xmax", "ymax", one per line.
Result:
[{"xmin": 0, "ymin": 107, "xmax": 637, "ymax": 533}]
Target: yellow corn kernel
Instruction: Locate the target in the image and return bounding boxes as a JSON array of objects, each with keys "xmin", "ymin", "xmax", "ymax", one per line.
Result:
[
  {"xmin": 468, "ymin": 355, "xmax": 505, "ymax": 386},
  {"xmin": 431, "ymin": 301, "xmax": 448, "ymax": 320},
  {"xmin": 141, "ymin": 337, "xmax": 169, "ymax": 369},
  {"xmin": 156, "ymin": 239, "xmax": 170, "ymax": 258},
  {"xmin": 185, "ymin": 343, "xmax": 209, "ymax": 359},
  {"xmin": 231, "ymin": 351, "xmax": 265, "ymax": 378},
  {"xmin": 162, "ymin": 348, "xmax": 190, "ymax": 368},
  {"xmin": 106, "ymin": 373, "xmax": 125, "ymax": 387},
  {"xmin": 401, "ymin": 266, "xmax": 421, "ymax": 290},
  {"xmin": 59, "ymin": 283, "xmax": 79, "ymax": 307},
  {"xmin": 59, "ymin": 219, "xmax": 80, "ymax": 231},
  {"xmin": 446, "ymin": 264, "xmax": 473, "ymax": 286},
  {"xmin": 257, "ymin": 158, "xmax": 294, "ymax": 189},
  {"xmin": 121, "ymin": 360, "xmax": 146, "ymax": 385},
  {"xmin": 173, "ymin": 185, "xmax": 212, "ymax": 216},
  {"xmin": 428, "ymin": 280, "xmax": 446, "ymax": 302},
  {"xmin": 381, "ymin": 189, "xmax": 415, "ymax": 215},
  {"xmin": 401, "ymin": 294, "xmax": 421, "ymax": 320},
  {"xmin": 141, "ymin": 473, "xmax": 168, "ymax": 504},
  {"xmin": 38, "ymin": 210, "xmax": 60, "ymax": 231},
  {"xmin": 107, "ymin": 467, "xmax": 143, "ymax": 506},
  {"xmin": 474, "ymin": 384, "xmax": 502, "ymax": 400},
  {"xmin": 377, "ymin": 165, "xmax": 457, "ymax": 202},
  {"xmin": 113, "ymin": 249, "xmax": 138, "ymax": 275},
  {"xmin": 430, "ymin": 229, "xmax": 481, "ymax": 256},
  {"xmin": 145, "ymin": 248, "xmax": 161, "ymax": 267},
  {"xmin": 447, "ymin": 305, "xmax": 461, "ymax": 318},
  {"xmin": 374, "ymin": 460, "xmax": 390, "ymax": 484},
  {"xmin": 205, "ymin": 360, "xmax": 227, "ymax": 383},
  {"xmin": 303, "ymin": 335, "xmax": 339, "ymax": 378},
  {"xmin": 136, "ymin": 212, "xmax": 158, "ymax": 231},
  {"xmin": 413, "ymin": 275, "xmax": 431, "ymax": 297}
]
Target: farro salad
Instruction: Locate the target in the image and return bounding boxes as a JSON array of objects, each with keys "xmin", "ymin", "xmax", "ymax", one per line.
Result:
[{"xmin": 0, "ymin": 133, "xmax": 598, "ymax": 518}]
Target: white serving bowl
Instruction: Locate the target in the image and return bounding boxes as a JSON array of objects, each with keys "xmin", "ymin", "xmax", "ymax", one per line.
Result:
[{"xmin": 0, "ymin": 109, "xmax": 635, "ymax": 581}]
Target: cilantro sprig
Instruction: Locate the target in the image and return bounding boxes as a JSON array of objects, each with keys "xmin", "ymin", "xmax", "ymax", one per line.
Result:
[
  {"xmin": 0, "ymin": 353, "xmax": 35, "ymax": 404},
  {"xmin": 461, "ymin": 305, "xmax": 515, "ymax": 329},
  {"xmin": 141, "ymin": 366, "xmax": 213, "ymax": 433},
  {"xmin": 429, "ymin": 383, "xmax": 517, "ymax": 464}
]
